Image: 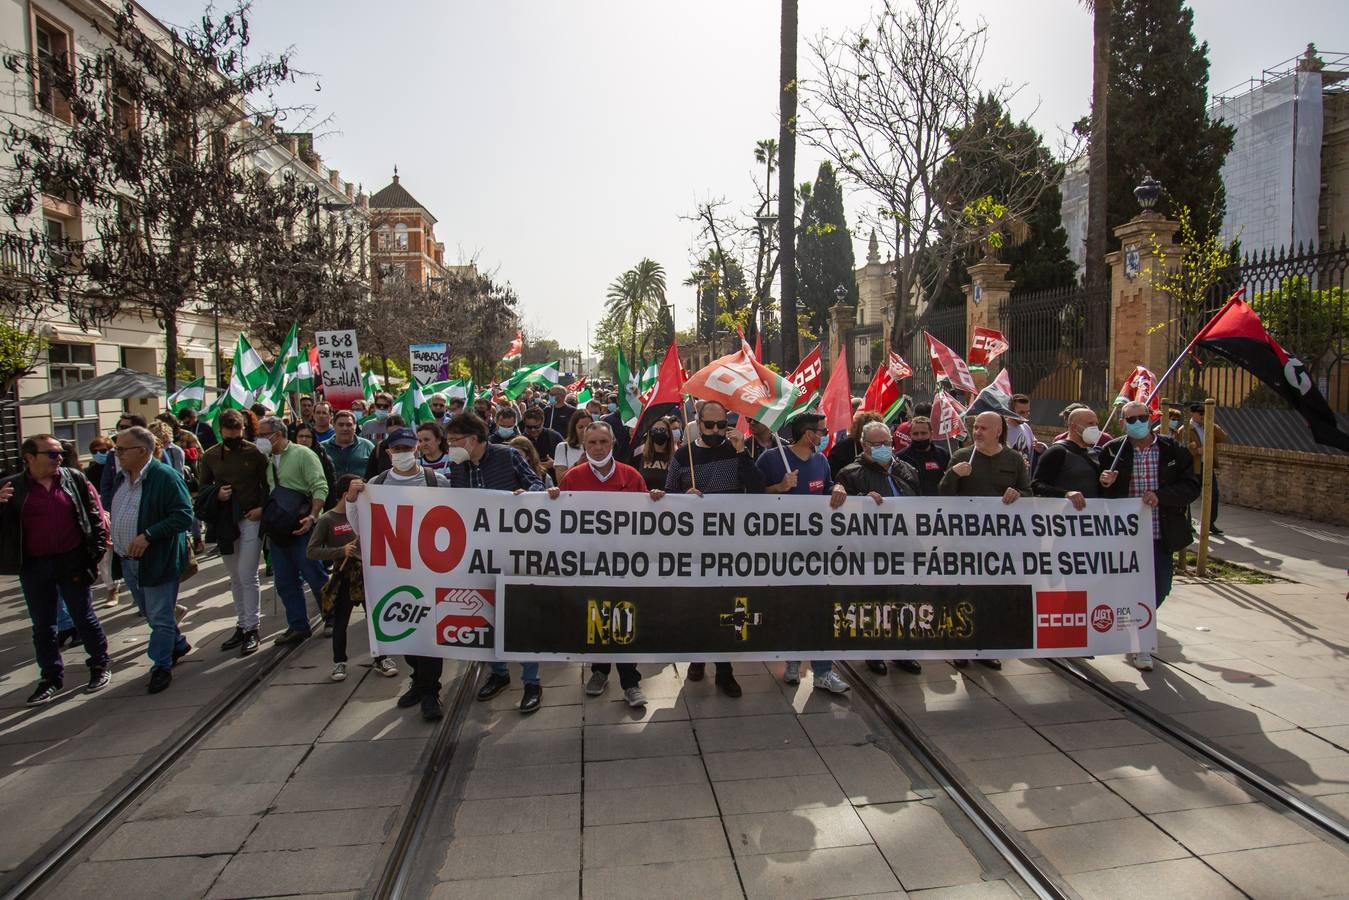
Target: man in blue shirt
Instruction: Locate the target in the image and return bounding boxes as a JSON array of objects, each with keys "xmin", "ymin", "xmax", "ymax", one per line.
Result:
[{"xmin": 753, "ymin": 413, "xmax": 850, "ymax": 694}]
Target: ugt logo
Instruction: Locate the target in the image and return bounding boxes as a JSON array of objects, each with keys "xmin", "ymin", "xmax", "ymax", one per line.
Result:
[{"xmin": 1035, "ymin": 591, "xmax": 1088, "ymax": 649}]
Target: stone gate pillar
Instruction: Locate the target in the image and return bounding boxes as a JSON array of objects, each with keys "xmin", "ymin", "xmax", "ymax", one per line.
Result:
[
  {"xmin": 963, "ymin": 257, "xmax": 1013, "ymax": 390},
  {"xmin": 1105, "ymin": 211, "xmax": 1185, "ymax": 393},
  {"xmin": 828, "ymin": 302, "xmax": 856, "ymax": 381}
]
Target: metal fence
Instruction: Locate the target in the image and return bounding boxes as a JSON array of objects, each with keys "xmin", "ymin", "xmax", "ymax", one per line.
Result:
[
  {"xmin": 1002, "ymin": 281, "xmax": 1113, "ymax": 413},
  {"xmin": 1162, "ymin": 238, "xmax": 1348, "ymax": 452},
  {"xmin": 904, "ymin": 305, "xmax": 967, "ymax": 399}
]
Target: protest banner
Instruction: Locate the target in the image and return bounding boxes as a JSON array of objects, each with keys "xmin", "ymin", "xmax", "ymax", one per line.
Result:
[
  {"xmin": 356, "ymin": 486, "xmax": 1156, "ymax": 663},
  {"xmin": 315, "ymin": 329, "xmax": 363, "ymax": 409},
  {"xmin": 409, "ymin": 343, "xmax": 448, "ymax": 387}
]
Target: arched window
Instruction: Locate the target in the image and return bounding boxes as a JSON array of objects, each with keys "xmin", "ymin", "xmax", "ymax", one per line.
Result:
[
  {"xmin": 376, "ymin": 224, "xmax": 392, "ymax": 251},
  {"xmin": 394, "ymin": 223, "xmax": 409, "ymax": 251}
]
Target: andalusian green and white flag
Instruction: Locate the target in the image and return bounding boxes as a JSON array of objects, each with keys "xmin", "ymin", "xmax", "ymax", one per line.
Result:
[
  {"xmin": 362, "ymin": 369, "xmax": 379, "ymax": 404},
  {"xmin": 395, "ymin": 382, "xmax": 433, "ymax": 424},
  {"xmin": 501, "ymin": 360, "xmax": 560, "ymax": 400},
  {"xmin": 293, "ymin": 347, "xmax": 316, "ymax": 395},
  {"xmin": 198, "ymin": 392, "xmax": 226, "ymax": 436},
  {"xmin": 423, "ymin": 378, "xmax": 475, "ymax": 402},
  {"xmin": 167, "ymin": 376, "xmax": 205, "ymax": 414},
  {"xmin": 226, "ymin": 334, "xmax": 269, "ymax": 410},
  {"xmin": 576, "ymin": 386, "xmax": 593, "ymax": 404},
  {"xmin": 616, "ymin": 348, "xmax": 641, "ymax": 425},
  {"xmin": 262, "ymin": 322, "xmax": 301, "ymax": 410}
]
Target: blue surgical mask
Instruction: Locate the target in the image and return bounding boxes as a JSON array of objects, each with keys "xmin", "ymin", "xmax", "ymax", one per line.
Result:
[
  {"xmin": 92, "ymin": 451, "xmax": 108, "ymax": 465},
  {"xmin": 547, "ymin": 396, "xmax": 557, "ymax": 406},
  {"xmin": 869, "ymin": 446, "xmax": 893, "ymax": 466},
  {"xmin": 375, "ymin": 408, "xmax": 390, "ymax": 420},
  {"xmin": 497, "ymin": 425, "xmax": 517, "ymax": 439},
  {"xmin": 1126, "ymin": 419, "xmax": 1151, "ymax": 440},
  {"xmin": 606, "ymin": 403, "xmax": 618, "ymax": 414}
]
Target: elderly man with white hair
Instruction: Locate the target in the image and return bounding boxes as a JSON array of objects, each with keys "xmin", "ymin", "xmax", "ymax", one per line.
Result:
[{"xmin": 1100, "ymin": 401, "xmax": 1200, "ymax": 670}]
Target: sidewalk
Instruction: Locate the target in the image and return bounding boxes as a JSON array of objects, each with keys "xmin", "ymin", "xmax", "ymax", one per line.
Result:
[{"xmin": 1199, "ymin": 504, "xmax": 1348, "ymax": 592}]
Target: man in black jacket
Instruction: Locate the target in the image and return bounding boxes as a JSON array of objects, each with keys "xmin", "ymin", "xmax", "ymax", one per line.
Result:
[
  {"xmin": 895, "ymin": 416, "xmax": 949, "ymax": 496},
  {"xmin": 1032, "ymin": 407, "xmax": 1110, "ymax": 510},
  {"xmin": 1100, "ymin": 401, "xmax": 1201, "ymax": 671},
  {"xmin": 0, "ymin": 434, "xmax": 111, "ymax": 704}
]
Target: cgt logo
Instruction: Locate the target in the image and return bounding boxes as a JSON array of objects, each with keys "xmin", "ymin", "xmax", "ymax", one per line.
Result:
[
  {"xmin": 1036, "ymin": 591, "xmax": 1088, "ymax": 649},
  {"xmin": 435, "ymin": 587, "xmax": 494, "ymax": 647},
  {"xmin": 372, "ymin": 586, "xmax": 433, "ymax": 643}
]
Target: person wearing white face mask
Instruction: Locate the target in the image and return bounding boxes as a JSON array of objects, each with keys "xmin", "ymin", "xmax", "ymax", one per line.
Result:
[{"xmin": 1032, "ymin": 407, "xmax": 1108, "ymax": 512}]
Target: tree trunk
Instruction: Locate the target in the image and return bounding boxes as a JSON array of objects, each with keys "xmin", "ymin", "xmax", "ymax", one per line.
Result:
[
  {"xmin": 778, "ymin": 0, "xmax": 799, "ymax": 369},
  {"xmin": 891, "ymin": 217, "xmax": 907, "ymax": 353},
  {"xmin": 165, "ymin": 308, "xmax": 179, "ymax": 394},
  {"xmin": 1084, "ymin": 1, "xmax": 1111, "ymax": 284}
]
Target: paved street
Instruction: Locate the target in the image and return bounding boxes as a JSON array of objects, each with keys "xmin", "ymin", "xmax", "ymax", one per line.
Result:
[{"xmin": 0, "ymin": 504, "xmax": 1346, "ymax": 898}]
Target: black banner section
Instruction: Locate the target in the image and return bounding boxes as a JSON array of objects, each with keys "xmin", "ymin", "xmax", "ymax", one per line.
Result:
[{"xmin": 499, "ymin": 582, "xmax": 1033, "ymax": 657}]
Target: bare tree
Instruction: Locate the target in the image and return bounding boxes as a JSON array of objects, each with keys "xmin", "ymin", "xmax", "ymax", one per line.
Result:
[{"xmin": 800, "ymin": 0, "xmax": 1049, "ymax": 349}]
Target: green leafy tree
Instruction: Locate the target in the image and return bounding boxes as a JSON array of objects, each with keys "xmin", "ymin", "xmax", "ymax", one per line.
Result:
[
  {"xmin": 797, "ymin": 162, "xmax": 856, "ymax": 332},
  {"xmin": 605, "ymin": 258, "xmax": 667, "ymax": 368},
  {"xmin": 1106, "ymin": 0, "xmax": 1234, "ymax": 241}
]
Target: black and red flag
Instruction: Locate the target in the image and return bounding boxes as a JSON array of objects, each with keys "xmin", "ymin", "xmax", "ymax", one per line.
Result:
[
  {"xmin": 1191, "ymin": 292, "xmax": 1349, "ymax": 451},
  {"xmin": 631, "ymin": 339, "xmax": 686, "ymax": 446}
]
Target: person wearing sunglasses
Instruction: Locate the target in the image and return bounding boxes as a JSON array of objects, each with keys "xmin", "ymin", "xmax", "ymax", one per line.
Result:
[
  {"xmin": 664, "ymin": 399, "xmax": 765, "ymax": 697},
  {"xmin": 0, "ymin": 434, "xmax": 112, "ymax": 705},
  {"xmin": 1100, "ymin": 401, "xmax": 1201, "ymax": 671}
]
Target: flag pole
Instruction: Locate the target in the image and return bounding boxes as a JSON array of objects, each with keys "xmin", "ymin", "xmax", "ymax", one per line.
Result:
[
  {"xmin": 1106, "ymin": 289, "xmax": 1244, "ymax": 471},
  {"xmin": 681, "ymin": 397, "xmax": 697, "ymax": 491}
]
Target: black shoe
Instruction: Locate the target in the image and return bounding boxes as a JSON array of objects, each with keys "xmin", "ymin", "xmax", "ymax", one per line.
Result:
[
  {"xmin": 866, "ymin": 660, "xmax": 888, "ymax": 675},
  {"xmin": 397, "ymin": 685, "xmax": 422, "ymax": 709},
  {"xmin": 1210, "ymin": 525, "xmax": 1224, "ymax": 535},
  {"xmin": 978, "ymin": 659, "xmax": 1002, "ymax": 670},
  {"xmin": 172, "ymin": 642, "xmax": 192, "ymax": 664},
  {"xmin": 147, "ymin": 668, "xmax": 172, "ymax": 694},
  {"xmin": 26, "ymin": 680, "xmax": 60, "ymax": 705},
  {"xmin": 893, "ymin": 659, "xmax": 922, "ymax": 674},
  {"xmin": 476, "ymin": 673, "xmax": 511, "ymax": 702},
  {"xmin": 86, "ymin": 667, "xmax": 111, "ymax": 693},
  {"xmin": 715, "ymin": 673, "xmax": 742, "ymax": 698},
  {"xmin": 686, "ymin": 662, "xmax": 706, "ymax": 682},
  {"xmin": 421, "ymin": 693, "xmax": 444, "ymax": 721},
  {"xmin": 221, "ymin": 627, "xmax": 246, "ymax": 651},
  {"xmin": 519, "ymin": 683, "xmax": 542, "ymax": 714},
  {"xmin": 952, "ymin": 659, "xmax": 970, "ymax": 669},
  {"xmin": 240, "ymin": 630, "xmax": 259, "ymax": 655},
  {"xmin": 273, "ymin": 629, "xmax": 310, "ymax": 646},
  {"xmin": 57, "ymin": 628, "xmax": 79, "ymax": 649}
]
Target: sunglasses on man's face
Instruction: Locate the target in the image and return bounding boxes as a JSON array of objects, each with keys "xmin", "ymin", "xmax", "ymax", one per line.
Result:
[
  {"xmin": 700, "ymin": 420, "xmax": 729, "ymax": 431},
  {"xmin": 35, "ymin": 450, "xmax": 63, "ymax": 460},
  {"xmin": 1123, "ymin": 414, "xmax": 1150, "ymax": 424}
]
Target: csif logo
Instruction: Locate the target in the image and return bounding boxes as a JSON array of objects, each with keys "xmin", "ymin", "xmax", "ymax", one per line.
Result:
[{"xmin": 372, "ymin": 586, "xmax": 432, "ymax": 643}]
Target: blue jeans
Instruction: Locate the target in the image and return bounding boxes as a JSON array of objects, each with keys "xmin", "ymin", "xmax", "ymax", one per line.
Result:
[
  {"xmin": 810, "ymin": 661, "xmax": 833, "ymax": 677},
  {"xmin": 270, "ymin": 531, "xmax": 327, "ymax": 633},
  {"xmin": 490, "ymin": 661, "xmax": 540, "ymax": 685},
  {"xmin": 121, "ymin": 557, "xmax": 188, "ymax": 671},
  {"xmin": 20, "ymin": 550, "xmax": 109, "ymax": 683},
  {"xmin": 1154, "ymin": 539, "xmax": 1174, "ymax": 610},
  {"xmin": 56, "ymin": 595, "xmax": 75, "ymax": 631}
]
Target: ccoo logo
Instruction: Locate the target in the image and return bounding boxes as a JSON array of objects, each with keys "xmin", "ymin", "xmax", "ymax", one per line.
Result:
[{"xmin": 1035, "ymin": 591, "xmax": 1089, "ymax": 649}]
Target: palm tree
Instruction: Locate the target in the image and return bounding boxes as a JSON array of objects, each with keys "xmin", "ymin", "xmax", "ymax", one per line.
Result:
[
  {"xmin": 1082, "ymin": 0, "xmax": 1111, "ymax": 284},
  {"xmin": 605, "ymin": 258, "xmax": 667, "ymax": 366}
]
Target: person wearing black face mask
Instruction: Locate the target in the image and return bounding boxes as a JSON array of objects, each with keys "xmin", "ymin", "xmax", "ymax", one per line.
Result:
[
  {"xmin": 196, "ymin": 409, "xmax": 270, "ymax": 655},
  {"xmin": 896, "ymin": 416, "xmax": 949, "ymax": 496},
  {"xmin": 633, "ymin": 417, "xmax": 677, "ymax": 490}
]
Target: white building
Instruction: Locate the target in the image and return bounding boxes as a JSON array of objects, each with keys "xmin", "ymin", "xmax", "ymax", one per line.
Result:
[{"xmin": 0, "ymin": 0, "xmax": 368, "ymax": 470}]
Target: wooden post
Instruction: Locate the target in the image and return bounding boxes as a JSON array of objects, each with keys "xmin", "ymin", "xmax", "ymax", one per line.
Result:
[{"xmin": 1195, "ymin": 398, "xmax": 1217, "ymax": 577}]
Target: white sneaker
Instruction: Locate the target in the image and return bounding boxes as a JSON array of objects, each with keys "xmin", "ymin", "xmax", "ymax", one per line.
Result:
[
  {"xmin": 585, "ymin": 670, "xmax": 608, "ymax": 696},
  {"xmin": 1127, "ymin": 652, "xmax": 1155, "ymax": 672},
  {"xmin": 624, "ymin": 686, "xmax": 648, "ymax": 708},
  {"xmin": 813, "ymin": 670, "xmax": 851, "ymax": 694},
  {"xmin": 783, "ymin": 661, "xmax": 801, "ymax": 685},
  {"xmin": 330, "ymin": 662, "xmax": 347, "ymax": 682},
  {"xmin": 374, "ymin": 656, "xmax": 399, "ymax": 678}
]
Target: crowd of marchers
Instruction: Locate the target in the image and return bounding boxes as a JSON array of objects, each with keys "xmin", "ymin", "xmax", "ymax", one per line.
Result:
[{"xmin": 1, "ymin": 384, "xmax": 1206, "ymax": 719}]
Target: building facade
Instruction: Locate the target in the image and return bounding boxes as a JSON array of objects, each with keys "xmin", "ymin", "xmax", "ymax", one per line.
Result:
[
  {"xmin": 369, "ymin": 172, "xmax": 476, "ymax": 289},
  {"xmin": 0, "ymin": 0, "xmax": 369, "ymax": 472}
]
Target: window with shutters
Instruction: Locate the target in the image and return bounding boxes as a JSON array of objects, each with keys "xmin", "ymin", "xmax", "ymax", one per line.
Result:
[
  {"xmin": 48, "ymin": 343, "xmax": 99, "ymax": 450},
  {"xmin": 33, "ymin": 12, "xmax": 73, "ymax": 122}
]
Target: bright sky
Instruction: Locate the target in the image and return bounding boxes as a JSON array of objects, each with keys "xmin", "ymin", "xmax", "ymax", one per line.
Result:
[{"xmin": 143, "ymin": 0, "xmax": 1347, "ymax": 353}]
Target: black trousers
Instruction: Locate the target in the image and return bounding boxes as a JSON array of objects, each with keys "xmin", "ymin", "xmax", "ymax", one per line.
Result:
[
  {"xmin": 407, "ymin": 655, "xmax": 443, "ymax": 696},
  {"xmin": 591, "ymin": 662, "xmax": 642, "ymax": 689}
]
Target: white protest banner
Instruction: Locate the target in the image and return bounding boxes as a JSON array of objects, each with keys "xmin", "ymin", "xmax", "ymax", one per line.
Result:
[
  {"xmin": 356, "ymin": 487, "xmax": 1156, "ymax": 663},
  {"xmin": 315, "ymin": 330, "xmax": 362, "ymax": 409},
  {"xmin": 408, "ymin": 343, "xmax": 447, "ymax": 387}
]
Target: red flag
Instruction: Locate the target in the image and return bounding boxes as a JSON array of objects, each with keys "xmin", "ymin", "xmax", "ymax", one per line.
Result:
[
  {"xmin": 819, "ymin": 347, "xmax": 852, "ymax": 453},
  {"xmin": 1115, "ymin": 365, "xmax": 1160, "ymax": 413},
  {"xmin": 501, "ymin": 331, "xmax": 523, "ymax": 362},
  {"xmin": 969, "ymin": 327, "xmax": 1009, "ymax": 367},
  {"xmin": 566, "ymin": 376, "xmax": 587, "ymax": 393},
  {"xmin": 925, "ymin": 332, "xmax": 976, "ymax": 395},
  {"xmin": 754, "ymin": 331, "xmax": 762, "ymax": 363},
  {"xmin": 681, "ymin": 346, "xmax": 800, "ymax": 430},
  {"xmin": 860, "ymin": 350, "xmax": 911, "ymax": 420},
  {"xmin": 632, "ymin": 340, "xmax": 686, "ymax": 442},
  {"xmin": 308, "ymin": 346, "xmax": 321, "ymax": 377},
  {"xmin": 1191, "ymin": 292, "xmax": 1349, "ymax": 450},
  {"xmin": 931, "ymin": 388, "xmax": 968, "ymax": 439},
  {"xmin": 786, "ymin": 345, "xmax": 824, "ymax": 409}
]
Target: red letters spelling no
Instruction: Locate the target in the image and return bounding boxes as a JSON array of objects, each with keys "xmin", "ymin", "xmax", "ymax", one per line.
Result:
[{"xmin": 369, "ymin": 503, "xmax": 468, "ymax": 574}]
